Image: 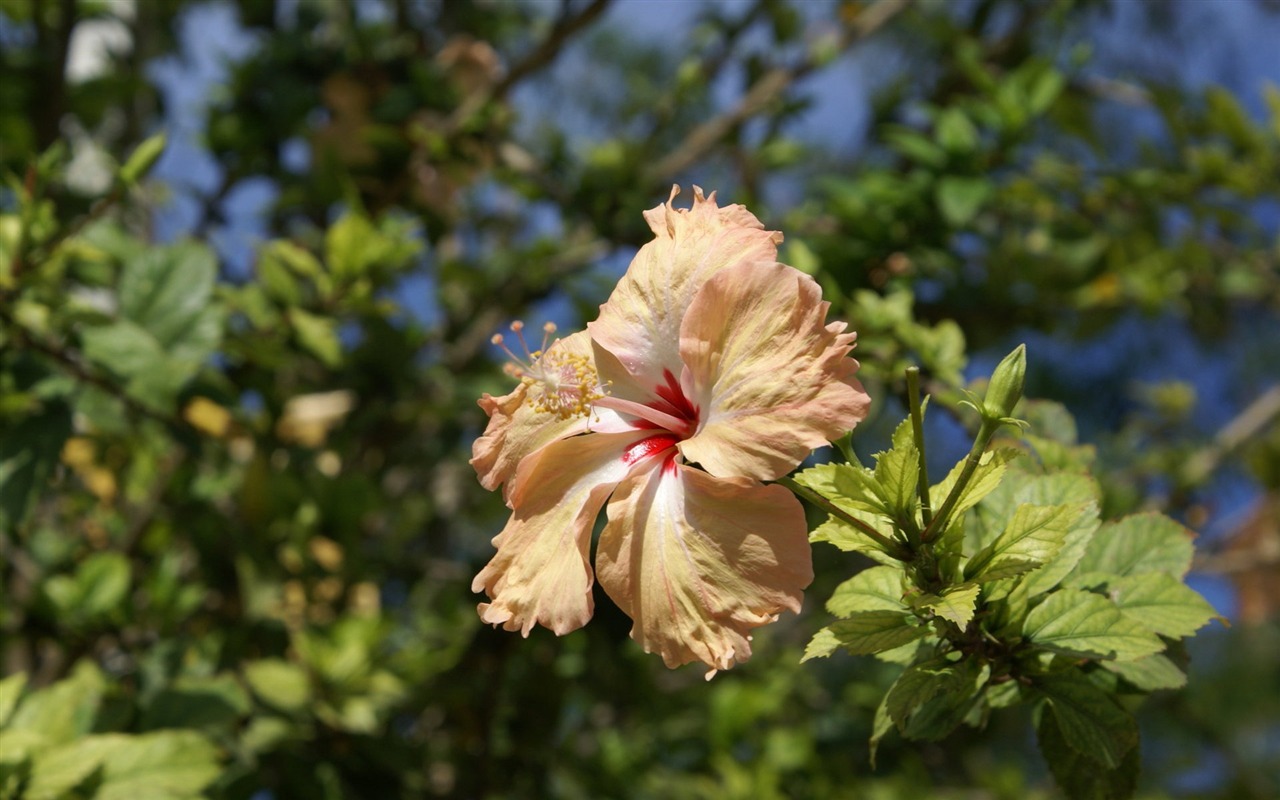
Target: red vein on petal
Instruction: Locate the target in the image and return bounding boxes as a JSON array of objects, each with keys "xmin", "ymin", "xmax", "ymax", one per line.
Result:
[{"xmin": 596, "ymin": 396, "xmax": 694, "ymax": 437}]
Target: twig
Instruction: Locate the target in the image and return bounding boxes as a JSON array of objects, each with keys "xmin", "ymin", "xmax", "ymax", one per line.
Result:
[
  {"xmin": 0, "ymin": 307, "xmax": 192, "ymax": 433},
  {"xmin": 1194, "ymin": 547, "xmax": 1280, "ymax": 575},
  {"xmin": 25, "ymin": 186, "xmax": 125, "ymax": 269},
  {"xmin": 775, "ymin": 475, "xmax": 913, "ymax": 561},
  {"xmin": 921, "ymin": 417, "xmax": 1000, "ymax": 543},
  {"xmin": 645, "ymin": 0, "xmax": 911, "ymax": 182},
  {"xmin": 492, "ymin": 0, "xmax": 612, "ymax": 99},
  {"xmin": 1183, "ymin": 385, "xmax": 1280, "ymax": 485}
]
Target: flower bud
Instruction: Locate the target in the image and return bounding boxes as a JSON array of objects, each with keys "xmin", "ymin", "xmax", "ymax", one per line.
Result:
[{"xmin": 983, "ymin": 344, "xmax": 1026, "ymax": 421}]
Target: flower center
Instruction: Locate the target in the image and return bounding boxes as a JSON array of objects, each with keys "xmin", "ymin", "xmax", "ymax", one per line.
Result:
[
  {"xmin": 593, "ymin": 369, "xmax": 699, "ymax": 439},
  {"xmin": 493, "ymin": 321, "xmax": 606, "ymax": 420}
]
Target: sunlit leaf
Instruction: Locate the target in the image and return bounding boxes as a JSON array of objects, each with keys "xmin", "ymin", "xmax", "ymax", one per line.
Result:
[
  {"xmin": 1070, "ymin": 512, "xmax": 1195, "ymax": 580},
  {"xmin": 826, "ymin": 565, "xmax": 908, "ymax": 617},
  {"xmin": 1023, "ymin": 589, "xmax": 1163, "ymax": 661}
]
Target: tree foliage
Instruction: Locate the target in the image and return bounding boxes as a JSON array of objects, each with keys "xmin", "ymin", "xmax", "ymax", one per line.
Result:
[{"xmin": 2, "ymin": 0, "xmax": 1278, "ymax": 798}]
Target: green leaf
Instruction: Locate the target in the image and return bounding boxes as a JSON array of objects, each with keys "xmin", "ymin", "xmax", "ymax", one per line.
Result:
[
  {"xmin": 81, "ymin": 318, "xmax": 215, "ymax": 409},
  {"xmin": 118, "ymin": 132, "xmax": 167, "ymax": 185},
  {"xmin": 936, "ymin": 176, "xmax": 992, "ymax": 226},
  {"xmin": 1025, "ymin": 66, "xmax": 1066, "ymax": 115},
  {"xmin": 930, "ymin": 448, "xmax": 1020, "ymax": 523},
  {"xmin": 913, "ymin": 582, "xmax": 981, "ymax": 628},
  {"xmin": 24, "ymin": 737, "xmax": 104, "ymax": 800},
  {"xmin": 325, "ymin": 213, "xmax": 379, "ymax": 279},
  {"xmin": 140, "ymin": 674, "xmax": 250, "ymax": 732},
  {"xmin": 826, "ymin": 566, "xmax": 907, "ymax": 617},
  {"xmin": 288, "ymin": 308, "xmax": 343, "ymax": 368},
  {"xmin": 96, "ymin": 732, "xmax": 221, "ymax": 799},
  {"xmin": 1034, "ymin": 670, "xmax": 1140, "ymax": 769},
  {"xmin": 0, "ymin": 400, "xmax": 71, "ymax": 530},
  {"xmin": 882, "ymin": 661, "xmax": 948, "ymax": 730},
  {"xmin": 890, "ymin": 409, "xmax": 918, "ymax": 452},
  {"xmin": 269, "ymin": 240, "xmax": 327, "ymax": 279},
  {"xmin": 884, "ymin": 127, "xmax": 947, "ymax": 168},
  {"xmin": 873, "ymin": 441, "xmax": 919, "ymax": 520},
  {"xmin": 83, "ymin": 319, "xmax": 167, "ymax": 376},
  {"xmin": 1036, "ymin": 694, "xmax": 1140, "ymax": 800},
  {"xmin": 0, "ymin": 672, "xmax": 27, "ymax": 728},
  {"xmin": 807, "ymin": 611, "xmax": 929, "ymax": 660},
  {"xmin": 796, "ymin": 463, "xmax": 889, "ymax": 517},
  {"xmin": 27, "ymin": 731, "xmax": 221, "ymax": 800},
  {"xmin": 243, "ymin": 659, "xmax": 313, "ymax": 714},
  {"xmin": 1104, "ymin": 572, "xmax": 1222, "ymax": 639},
  {"xmin": 1103, "ymin": 654, "xmax": 1187, "ymax": 691},
  {"xmin": 873, "ymin": 636, "xmax": 937, "ymax": 666},
  {"xmin": 935, "ymin": 108, "xmax": 979, "ymax": 153},
  {"xmin": 1070, "ymin": 512, "xmax": 1195, "ymax": 580},
  {"xmin": 1013, "ymin": 489, "xmax": 1099, "ymax": 597},
  {"xmin": 257, "ymin": 249, "xmax": 302, "ymax": 305},
  {"xmin": 966, "ymin": 502, "xmax": 1088, "ymax": 583},
  {"xmin": 6, "ymin": 661, "xmax": 104, "ymax": 746},
  {"xmin": 802, "ymin": 627, "xmax": 840, "ymax": 661},
  {"xmin": 1023, "ymin": 589, "xmax": 1163, "ymax": 661},
  {"xmin": 76, "ymin": 552, "xmax": 132, "ymax": 618},
  {"xmin": 323, "ymin": 212, "xmax": 422, "ymax": 281},
  {"xmin": 869, "ymin": 693, "xmax": 894, "ymax": 767},
  {"xmin": 810, "ymin": 515, "xmax": 902, "ymax": 565},
  {"xmin": 986, "ymin": 680, "xmax": 1024, "ymax": 710},
  {"xmin": 119, "ymin": 242, "xmax": 217, "ymax": 347},
  {"xmin": 42, "ymin": 553, "xmax": 132, "ymax": 625},
  {"xmin": 887, "ymin": 659, "xmax": 990, "ymax": 742}
]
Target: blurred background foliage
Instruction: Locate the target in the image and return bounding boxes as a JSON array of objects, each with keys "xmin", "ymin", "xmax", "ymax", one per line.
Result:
[{"xmin": 0, "ymin": 0, "xmax": 1278, "ymax": 797}]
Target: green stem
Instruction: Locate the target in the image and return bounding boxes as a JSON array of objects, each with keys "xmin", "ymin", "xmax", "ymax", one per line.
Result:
[
  {"xmin": 776, "ymin": 475, "xmax": 913, "ymax": 562},
  {"xmin": 920, "ymin": 417, "xmax": 1000, "ymax": 543},
  {"xmin": 906, "ymin": 366, "xmax": 932, "ymax": 528},
  {"xmin": 832, "ymin": 430, "xmax": 857, "ymax": 464}
]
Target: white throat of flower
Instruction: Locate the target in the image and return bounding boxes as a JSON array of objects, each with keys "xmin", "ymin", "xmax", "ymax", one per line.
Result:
[{"xmin": 493, "ymin": 321, "xmax": 607, "ymax": 420}]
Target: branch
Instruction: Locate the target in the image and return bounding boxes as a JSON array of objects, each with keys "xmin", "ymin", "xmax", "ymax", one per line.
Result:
[
  {"xmin": 775, "ymin": 476, "xmax": 913, "ymax": 562},
  {"xmin": 0, "ymin": 307, "xmax": 193, "ymax": 434},
  {"xmin": 645, "ymin": 0, "xmax": 911, "ymax": 183},
  {"xmin": 492, "ymin": 0, "xmax": 613, "ymax": 99},
  {"xmin": 1194, "ymin": 546, "xmax": 1280, "ymax": 576},
  {"xmin": 1183, "ymin": 385, "xmax": 1280, "ymax": 485},
  {"xmin": 440, "ymin": 230, "xmax": 608, "ymax": 370}
]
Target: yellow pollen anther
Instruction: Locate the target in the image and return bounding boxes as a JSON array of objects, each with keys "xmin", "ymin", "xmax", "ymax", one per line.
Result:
[{"xmin": 492, "ymin": 320, "xmax": 606, "ymax": 420}]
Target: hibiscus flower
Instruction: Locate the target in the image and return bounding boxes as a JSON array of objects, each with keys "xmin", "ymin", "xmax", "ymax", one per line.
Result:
[{"xmin": 471, "ymin": 186, "xmax": 870, "ymax": 676}]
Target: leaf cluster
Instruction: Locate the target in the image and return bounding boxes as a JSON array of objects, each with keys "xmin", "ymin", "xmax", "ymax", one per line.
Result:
[{"xmin": 797, "ymin": 373, "xmax": 1221, "ymax": 799}]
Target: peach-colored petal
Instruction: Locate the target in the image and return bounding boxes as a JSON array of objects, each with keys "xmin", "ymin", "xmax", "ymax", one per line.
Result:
[
  {"xmin": 678, "ymin": 261, "xmax": 870, "ymax": 481},
  {"xmin": 596, "ymin": 458, "xmax": 813, "ymax": 676},
  {"xmin": 588, "ymin": 186, "xmax": 782, "ymax": 392},
  {"xmin": 470, "ymin": 329, "xmax": 597, "ymax": 499},
  {"xmin": 472, "ymin": 429, "xmax": 648, "ymax": 636}
]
